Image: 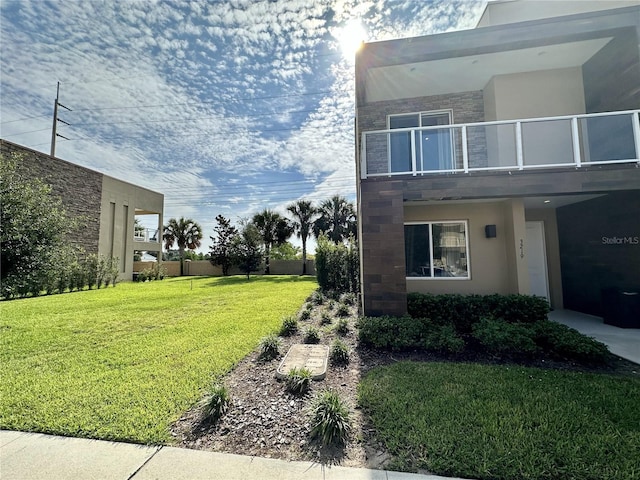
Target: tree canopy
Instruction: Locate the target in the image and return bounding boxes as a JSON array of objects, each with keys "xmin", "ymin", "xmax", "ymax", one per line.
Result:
[
  {"xmin": 313, "ymin": 195, "xmax": 357, "ymax": 244},
  {"xmin": 163, "ymin": 217, "xmax": 203, "ymax": 276},
  {"xmin": 252, "ymin": 209, "xmax": 292, "ymax": 274},
  {"xmin": 0, "ymin": 152, "xmax": 78, "ymax": 298},
  {"xmin": 287, "ymin": 199, "xmax": 317, "ymax": 275}
]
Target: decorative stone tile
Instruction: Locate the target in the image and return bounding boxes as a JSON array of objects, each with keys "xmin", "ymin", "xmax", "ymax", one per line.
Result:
[{"xmin": 276, "ymin": 344, "xmax": 329, "ymax": 381}]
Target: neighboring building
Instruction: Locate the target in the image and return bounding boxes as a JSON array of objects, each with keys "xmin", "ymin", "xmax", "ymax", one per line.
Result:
[
  {"xmin": 1, "ymin": 139, "xmax": 164, "ymax": 281},
  {"xmin": 355, "ymin": 1, "xmax": 640, "ymax": 317}
]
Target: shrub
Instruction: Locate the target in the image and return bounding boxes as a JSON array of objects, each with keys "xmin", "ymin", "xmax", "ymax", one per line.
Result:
[
  {"xmin": 472, "ymin": 317, "xmax": 539, "ymax": 356},
  {"xmin": 315, "ymin": 233, "xmax": 359, "ymax": 294},
  {"xmin": 304, "ymin": 326, "xmax": 321, "ymax": 344},
  {"xmin": 407, "ymin": 293, "xmax": 550, "ymax": 333},
  {"xmin": 335, "ymin": 318, "xmax": 349, "ymax": 336},
  {"xmin": 533, "ymin": 320, "xmax": 609, "ymax": 364},
  {"xmin": 320, "ymin": 312, "xmax": 332, "ymax": 325},
  {"xmin": 259, "ymin": 334, "xmax": 281, "ymax": 360},
  {"xmin": 285, "ymin": 367, "xmax": 312, "ymax": 395},
  {"xmin": 336, "ymin": 304, "xmax": 350, "ymax": 318},
  {"xmin": 424, "ymin": 323, "xmax": 465, "ymax": 354},
  {"xmin": 279, "ymin": 315, "xmax": 298, "ymax": 336},
  {"xmin": 299, "ymin": 309, "xmax": 311, "ymax": 321},
  {"xmin": 309, "ymin": 390, "xmax": 351, "ymax": 446},
  {"xmin": 200, "ymin": 383, "xmax": 230, "ymax": 424},
  {"xmin": 330, "ymin": 339, "xmax": 350, "ymax": 365},
  {"xmin": 358, "ymin": 316, "xmax": 425, "ymax": 351}
]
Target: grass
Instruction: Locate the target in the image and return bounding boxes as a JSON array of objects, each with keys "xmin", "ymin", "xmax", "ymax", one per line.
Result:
[
  {"xmin": 359, "ymin": 361, "xmax": 640, "ymax": 480},
  {"xmin": 0, "ymin": 275, "xmax": 316, "ymax": 445}
]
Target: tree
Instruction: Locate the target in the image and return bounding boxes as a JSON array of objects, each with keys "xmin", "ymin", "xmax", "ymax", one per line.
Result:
[
  {"xmin": 162, "ymin": 217, "xmax": 203, "ymax": 276},
  {"xmin": 231, "ymin": 222, "xmax": 263, "ymax": 280},
  {"xmin": 313, "ymin": 195, "xmax": 357, "ymax": 244},
  {"xmin": 270, "ymin": 241, "xmax": 300, "ymax": 260},
  {"xmin": 252, "ymin": 209, "xmax": 293, "ymax": 274},
  {"xmin": 287, "ymin": 199, "xmax": 318, "ymax": 275},
  {"xmin": 1, "ymin": 152, "xmax": 79, "ymax": 298},
  {"xmin": 209, "ymin": 214, "xmax": 238, "ymax": 275}
]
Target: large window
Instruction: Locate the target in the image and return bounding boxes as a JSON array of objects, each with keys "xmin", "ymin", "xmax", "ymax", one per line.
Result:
[
  {"xmin": 405, "ymin": 221, "xmax": 469, "ymax": 279},
  {"xmin": 389, "ymin": 111, "xmax": 453, "ymax": 173}
]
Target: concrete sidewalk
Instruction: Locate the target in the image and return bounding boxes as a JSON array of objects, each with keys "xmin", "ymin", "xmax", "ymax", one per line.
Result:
[{"xmin": 1, "ymin": 430, "xmax": 470, "ymax": 480}]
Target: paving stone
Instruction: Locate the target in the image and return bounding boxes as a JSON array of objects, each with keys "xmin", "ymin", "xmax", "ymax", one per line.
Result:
[{"xmin": 276, "ymin": 344, "xmax": 329, "ymax": 380}]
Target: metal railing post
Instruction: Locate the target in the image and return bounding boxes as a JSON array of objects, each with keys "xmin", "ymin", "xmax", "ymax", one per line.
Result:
[
  {"xmin": 633, "ymin": 111, "xmax": 640, "ymax": 165},
  {"xmin": 411, "ymin": 129, "xmax": 417, "ymax": 176},
  {"xmin": 571, "ymin": 117, "xmax": 582, "ymax": 167},
  {"xmin": 515, "ymin": 122, "xmax": 524, "ymax": 170},
  {"xmin": 461, "ymin": 126, "xmax": 469, "ymax": 173}
]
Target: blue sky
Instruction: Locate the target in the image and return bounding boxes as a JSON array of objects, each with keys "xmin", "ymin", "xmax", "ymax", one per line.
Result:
[{"xmin": 1, "ymin": 0, "xmax": 486, "ymax": 252}]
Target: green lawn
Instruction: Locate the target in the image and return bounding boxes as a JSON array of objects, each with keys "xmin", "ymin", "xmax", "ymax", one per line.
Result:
[
  {"xmin": 359, "ymin": 361, "xmax": 640, "ymax": 480},
  {"xmin": 0, "ymin": 276, "xmax": 316, "ymax": 444}
]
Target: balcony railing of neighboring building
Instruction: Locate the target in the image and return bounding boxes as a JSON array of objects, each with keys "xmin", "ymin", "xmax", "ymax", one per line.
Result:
[
  {"xmin": 360, "ymin": 109, "xmax": 640, "ymax": 179},
  {"xmin": 133, "ymin": 228, "xmax": 160, "ymax": 243}
]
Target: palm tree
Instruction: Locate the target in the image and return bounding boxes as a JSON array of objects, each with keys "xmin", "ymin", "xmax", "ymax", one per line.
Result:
[
  {"xmin": 287, "ymin": 199, "xmax": 317, "ymax": 275},
  {"xmin": 313, "ymin": 195, "xmax": 357, "ymax": 243},
  {"xmin": 252, "ymin": 209, "xmax": 292, "ymax": 274},
  {"xmin": 163, "ymin": 217, "xmax": 203, "ymax": 276}
]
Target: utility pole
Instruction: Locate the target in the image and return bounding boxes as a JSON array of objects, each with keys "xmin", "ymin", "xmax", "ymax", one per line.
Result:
[{"xmin": 50, "ymin": 81, "xmax": 71, "ymax": 157}]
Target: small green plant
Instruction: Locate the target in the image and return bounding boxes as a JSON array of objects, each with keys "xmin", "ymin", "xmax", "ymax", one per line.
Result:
[
  {"xmin": 311, "ymin": 290, "xmax": 325, "ymax": 305},
  {"xmin": 200, "ymin": 383, "xmax": 230, "ymax": 424},
  {"xmin": 335, "ymin": 318, "xmax": 349, "ymax": 336},
  {"xmin": 299, "ymin": 309, "xmax": 312, "ymax": 321},
  {"xmin": 330, "ymin": 339, "xmax": 350, "ymax": 365},
  {"xmin": 327, "ymin": 299, "xmax": 337, "ymax": 311},
  {"xmin": 285, "ymin": 367, "xmax": 312, "ymax": 395},
  {"xmin": 304, "ymin": 326, "xmax": 321, "ymax": 344},
  {"xmin": 336, "ymin": 304, "xmax": 350, "ymax": 318},
  {"xmin": 279, "ymin": 315, "xmax": 298, "ymax": 336},
  {"xmin": 320, "ymin": 311, "xmax": 332, "ymax": 325},
  {"xmin": 340, "ymin": 292, "xmax": 357, "ymax": 306},
  {"xmin": 309, "ymin": 389, "xmax": 351, "ymax": 446},
  {"xmin": 259, "ymin": 334, "xmax": 281, "ymax": 360}
]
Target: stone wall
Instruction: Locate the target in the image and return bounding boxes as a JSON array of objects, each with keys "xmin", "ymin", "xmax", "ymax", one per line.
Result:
[
  {"xmin": 1, "ymin": 140, "xmax": 103, "ymax": 257},
  {"xmin": 357, "ymin": 91, "xmax": 487, "ymax": 172}
]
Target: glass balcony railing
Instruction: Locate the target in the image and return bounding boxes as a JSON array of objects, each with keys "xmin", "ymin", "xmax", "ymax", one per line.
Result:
[{"xmin": 360, "ymin": 110, "xmax": 640, "ymax": 178}]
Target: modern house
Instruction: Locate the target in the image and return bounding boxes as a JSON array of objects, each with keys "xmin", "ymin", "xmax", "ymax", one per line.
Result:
[
  {"xmin": 355, "ymin": 1, "xmax": 640, "ymax": 319},
  {"xmin": 1, "ymin": 139, "xmax": 164, "ymax": 281}
]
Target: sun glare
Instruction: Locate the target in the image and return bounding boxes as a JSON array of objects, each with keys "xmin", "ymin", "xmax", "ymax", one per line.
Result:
[{"xmin": 337, "ymin": 20, "xmax": 366, "ymax": 58}]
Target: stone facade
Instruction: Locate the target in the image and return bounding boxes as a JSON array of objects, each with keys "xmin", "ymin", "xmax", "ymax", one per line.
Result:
[
  {"xmin": 1, "ymin": 140, "xmax": 103, "ymax": 257},
  {"xmin": 357, "ymin": 91, "xmax": 487, "ymax": 174}
]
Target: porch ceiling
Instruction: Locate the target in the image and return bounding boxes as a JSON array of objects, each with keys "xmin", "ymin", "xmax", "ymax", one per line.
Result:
[{"xmin": 364, "ymin": 37, "xmax": 612, "ymax": 102}]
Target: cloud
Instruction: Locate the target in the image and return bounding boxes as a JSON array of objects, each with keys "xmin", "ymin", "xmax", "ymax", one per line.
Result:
[{"xmin": 1, "ymin": 0, "xmax": 486, "ymax": 251}]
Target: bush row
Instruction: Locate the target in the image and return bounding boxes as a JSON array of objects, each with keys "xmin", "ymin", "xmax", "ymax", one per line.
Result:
[
  {"xmin": 358, "ymin": 293, "xmax": 609, "ymax": 364},
  {"xmin": 407, "ymin": 292, "xmax": 550, "ymax": 332}
]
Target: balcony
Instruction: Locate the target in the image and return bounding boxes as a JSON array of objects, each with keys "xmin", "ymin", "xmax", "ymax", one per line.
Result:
[
  {"xmin": 360, "ymin": 110, "xmax": 640, "ymax": 179},
  {"xmin": 134, "ymin": 228, "xmax": 159, "ymax": 243}
]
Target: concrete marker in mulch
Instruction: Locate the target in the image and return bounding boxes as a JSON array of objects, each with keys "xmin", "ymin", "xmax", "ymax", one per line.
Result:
[{"xmin": 276, "ymin": 344, "xmax": 329, "ymax": 380}]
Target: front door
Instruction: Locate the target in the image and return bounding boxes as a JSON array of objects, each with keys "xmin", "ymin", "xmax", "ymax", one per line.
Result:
[{"xmin": 526, "ymin": 221, "xmax": 550, "ymax": 303}]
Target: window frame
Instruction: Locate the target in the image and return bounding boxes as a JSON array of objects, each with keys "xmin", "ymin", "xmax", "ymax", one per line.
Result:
[
  {"xmin": 387, "ymin": 110, "xmax": 455, "ymax": 173},
  {"xmin": 404, "ymin": 220, "xmax": 471, "ymax": 280}
]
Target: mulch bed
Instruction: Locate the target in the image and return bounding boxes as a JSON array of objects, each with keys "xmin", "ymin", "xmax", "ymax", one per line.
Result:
[{"xmin": 170, "ymin": 298, "xmax": 638, "ymax": 469}]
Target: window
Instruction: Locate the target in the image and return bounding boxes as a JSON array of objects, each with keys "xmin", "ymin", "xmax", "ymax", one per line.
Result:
[
  {"xmin": 388, "ymin": 111, "xmax": 453, "ymax": 173},
  {"xmin": 405, "ymin": 221, "xmax": 469, "ymax": 279}
]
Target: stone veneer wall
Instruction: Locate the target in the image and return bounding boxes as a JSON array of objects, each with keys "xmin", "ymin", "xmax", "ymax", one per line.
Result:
[
  {"xmin": 359, "ymin": 179, "xmax": 407, "ymax": 316},
  {"xmin": 357, "ymin": 91, "xmax": 487, "ymax": 174},
  {"xmin": 1, "ymin": 140, "xmax": 103, "ymax": 257}
]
